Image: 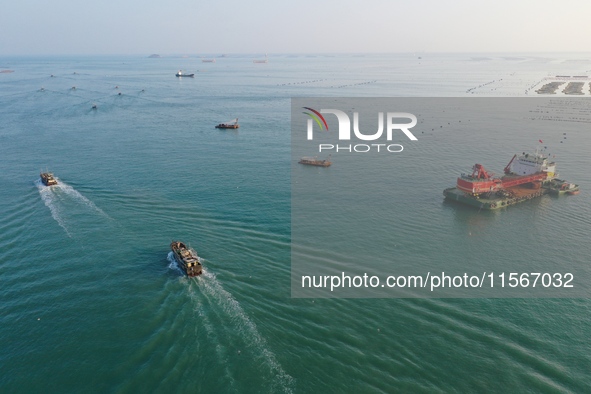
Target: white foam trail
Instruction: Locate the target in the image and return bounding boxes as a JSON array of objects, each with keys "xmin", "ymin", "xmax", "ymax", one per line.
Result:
[
  {"xmin": 167, "ymin": 253, "xmax": 294, "ymax": 392},
  {"xmin": 198, "ymin": 270, "xmax": 295, "ymax": 393},
  {"xmin": 36, "ymin": 179, "xmax": 72, "ymax": 237},
  {"xmin": 186, "ymin": 278, "xmax": 238, "ymax": 391},
  {"xmin": 167, "ymin": 251, "xmax": 182, "ymax": 273},
  {"xmin": 167, "ymin": 252, "xmax": 239, "ymax": 389},
  {"xmin": 54, "ymin": 179, "xmax": 111, "ymax": 219}
]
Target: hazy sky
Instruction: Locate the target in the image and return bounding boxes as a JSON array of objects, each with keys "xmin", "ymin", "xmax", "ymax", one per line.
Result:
[{"xmin": 2, "ymin": 0, "xmax": 591, "ymax": 55}]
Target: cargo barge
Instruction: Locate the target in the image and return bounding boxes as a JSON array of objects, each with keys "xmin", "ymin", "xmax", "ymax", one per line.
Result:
[
  {"xmin": 298, "ymin": 156, "xmax": 332, "ymax": 167},
  {"xmin": 175, "ymin": 70, "xmax": 194, "ymax": 77},
  {"xmin": 170, "ymin": 241, "xmax": 202, "ymax": 277},
  {"xmin": 444, "ymin": 150, "xmax": 579, "ymax": 210}
]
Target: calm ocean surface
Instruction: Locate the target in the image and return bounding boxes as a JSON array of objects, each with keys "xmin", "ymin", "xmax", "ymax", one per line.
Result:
[{"xmin": 1, "ymin": 54, "xmax": 590, "ymax": 392}]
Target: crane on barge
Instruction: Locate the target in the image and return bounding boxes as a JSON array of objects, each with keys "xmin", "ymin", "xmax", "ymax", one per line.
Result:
[
  {"xmin": 456, "ymin": 151, "xmax": 554, "ymax": 195},
  {"xmin": 443, "ymin": 148, "xmax": 578, "ymax": 210}
]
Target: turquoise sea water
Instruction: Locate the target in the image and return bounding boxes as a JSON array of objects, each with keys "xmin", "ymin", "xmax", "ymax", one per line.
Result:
[{"xmin": 1, "ymin": 54, "xmax": 591, "ymax": 392}]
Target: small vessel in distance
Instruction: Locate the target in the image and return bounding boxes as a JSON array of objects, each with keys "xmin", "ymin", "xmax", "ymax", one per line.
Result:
[
  {"xmin": 175, "ymin": 70, "xmax": 194, "ymax": 77},
  {"xmin": 202, "ymin": 58, "xmax": 216, "ymax": 63},
  {"xmin": 299, "ymin": 156, "xmax": 332, "ymax": 167},
  {"xmin": 215, "ymin": 118, "xmax": 239, "ymax": 129},
  {"xmin": 170, "ymin": 241, "xmax": 202, "ymax": 277},
  {"xmin": 253, "ymin": 54, "xmax": 268, "ymax": 64},
  {"xmin": 40, "ymin": 172, "xmax": 58, "ymax": 186}
]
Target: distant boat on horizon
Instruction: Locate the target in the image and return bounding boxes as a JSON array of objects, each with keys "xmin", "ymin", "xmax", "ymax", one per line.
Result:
[
  {"xmin": 253, "ymin": 54, "xmax": 268, "ymax": 64},
  {"xmin": 175, "ymin": 70, "xmax": 194, "ymax": 77},
  {"xmin": 202, "ymin": 58, "xmax": 216, "ymax": 63}
]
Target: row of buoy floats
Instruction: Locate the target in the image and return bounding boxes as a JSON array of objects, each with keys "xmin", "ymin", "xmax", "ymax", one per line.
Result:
[
  {"xmin": 525, "ymin": 78, "xmax": 545, "ymax": 95},
  {"xmin": 277, "ymin": 79, "xmax": 327, "ymax": 86},
  {"xmin": 331, "ymin": 80, "xmax": 377, "ymax": 89},
  {"xmin": 466, "ymin": 78, "xmax": 502, "ymax": 93},
  {"xmin": 38, "ymin": 85, "xmax": 148, "ymax": 110}
]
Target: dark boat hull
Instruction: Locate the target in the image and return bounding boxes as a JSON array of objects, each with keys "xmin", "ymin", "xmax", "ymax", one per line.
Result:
[
  {"xmin": 215, "ymin": 124, "xmax": 239, "ymax": 129},
  {"xmin": 176, "ymin": 74, "xmax": 194, "ymax": 77},
  {"xmin": 298, "ymin": 160, "xmax": 331, "ymax": 167}
]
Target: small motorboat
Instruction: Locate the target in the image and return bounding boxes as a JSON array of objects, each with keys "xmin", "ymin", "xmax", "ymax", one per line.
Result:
[{"xmin": 215, "ymin": 118, "xmax": 239, "ymax": 129}]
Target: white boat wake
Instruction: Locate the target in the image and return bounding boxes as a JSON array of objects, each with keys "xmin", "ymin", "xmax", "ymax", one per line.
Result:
[
  {"xmin": 36, "ymin": 178, "xmax": 111, "ymax": 237},
  {"xmin": 198, "ymin": 270, "xmax": 295, "ymax": 393},
  {"xmin": 167, "ymin": 257, "xmax": 295, "ymax": 392},
  {"xmin": 167, "ymin": 251, "xmax": 182, "ymax": 272},
  {"xmin": 53, "ymin": 179, "xmax": 111, "ymax": 219},
  {"xmin": 36, "ymin": 179, "xmax": 72, "ymax": 237}
]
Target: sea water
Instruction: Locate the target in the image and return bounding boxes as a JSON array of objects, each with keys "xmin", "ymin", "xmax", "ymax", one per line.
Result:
[{"xmin": 1, "ymin": 54, "xmax": 590, "ymax": 392}]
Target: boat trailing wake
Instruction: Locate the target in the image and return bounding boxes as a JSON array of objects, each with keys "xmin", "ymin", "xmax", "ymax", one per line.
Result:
[
  {"xmin": 36, "ymin": 179, "xmax": 72, "ymax": 237},
  {"xmin": 169, "ymin": 252, "xmax": 238, "ymax": 391},
  {"xmin": 36, "ymin": 178, "xmax": 110, "ymax": 236},
  {"xmin": 200, "ymin": 270, "xmax": 295, "ymax": 393},
  {"xmin": 167, "ymin": 255, "xmax": 295, "ymax": 393},
  {"xmin": 53, "ymin": 179, "xmax": 110, "ymax": 218}
]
